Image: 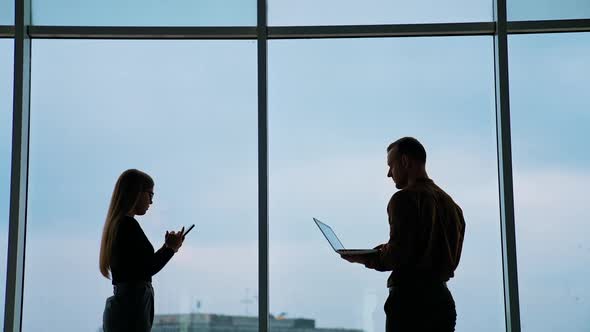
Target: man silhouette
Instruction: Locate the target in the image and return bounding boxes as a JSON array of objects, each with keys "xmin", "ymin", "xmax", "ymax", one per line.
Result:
[{"xmin": 341, "ymin": 137, "xmax": 465, "ymax": 332}]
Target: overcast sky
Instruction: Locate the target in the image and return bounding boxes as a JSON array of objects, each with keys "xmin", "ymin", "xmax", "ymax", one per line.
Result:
[{"xmin": 1, "ymin": 3, "xmax": 590, "ymax": 332}]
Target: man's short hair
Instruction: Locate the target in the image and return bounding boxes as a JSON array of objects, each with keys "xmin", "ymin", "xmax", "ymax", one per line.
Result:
[{"xmin": 387, "ymin": 137, "xmax": 427, "ymax": 164}]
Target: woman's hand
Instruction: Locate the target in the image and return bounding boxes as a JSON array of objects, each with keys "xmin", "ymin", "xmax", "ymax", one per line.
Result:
[{"xmin": 165, "ymin": 227, "xmax": 185, "ymax": 252}]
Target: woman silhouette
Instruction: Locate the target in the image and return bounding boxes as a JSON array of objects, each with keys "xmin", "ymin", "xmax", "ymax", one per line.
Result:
[{"xmin": 99, "ymin": 169, "xmax": 184, "ymax": 332}]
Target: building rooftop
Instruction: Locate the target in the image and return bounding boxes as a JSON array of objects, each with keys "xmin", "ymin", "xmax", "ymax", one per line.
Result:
[{"xmin": 152, "ymin": 312, "xmax": 363, "ymax": 332}]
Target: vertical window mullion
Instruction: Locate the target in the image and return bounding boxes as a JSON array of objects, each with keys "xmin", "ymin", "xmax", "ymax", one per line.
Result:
[
  {"xmin": 257, "ymin": 0, "xmax": 269, "ymax": 331},
  {"xmin": 493, "ymin": 0, "xmax": 521, "ymax": 331},
  {"xmin": 4, "ymin": 0, "xmax": 31, "ymax": 329}
]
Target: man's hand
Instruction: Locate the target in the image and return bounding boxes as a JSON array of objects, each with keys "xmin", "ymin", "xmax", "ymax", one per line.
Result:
[
  {"xmin": 340, "ymin": 243, "xmax": 385, "ymax": 264},
  {"xmin": 373, "ymin": 243, "xmax": 385, "ymax": 251},
  {"xmin": 340, "ymin": 253, "xmax": 367, "ymax": 264}
]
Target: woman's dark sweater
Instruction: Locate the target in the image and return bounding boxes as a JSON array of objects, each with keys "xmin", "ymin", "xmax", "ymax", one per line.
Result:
[{"xmin": 110, "ymin": 216, "xmax": 174, "ymax": 285}]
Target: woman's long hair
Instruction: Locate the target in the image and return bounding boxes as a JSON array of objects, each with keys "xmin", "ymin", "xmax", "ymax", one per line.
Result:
[{"xmin": 99, "ymin": 169, "xmax": 154, "ymax": 279}]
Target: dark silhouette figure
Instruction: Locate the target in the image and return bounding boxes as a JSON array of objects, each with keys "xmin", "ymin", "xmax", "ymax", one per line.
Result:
[
  {"xmin": 341, "ymin": 137, "xmax": 465, "ymax": 332},
  {"xmin": 99, "ymin": 169, "xmax": 185, "ymax": 332}
]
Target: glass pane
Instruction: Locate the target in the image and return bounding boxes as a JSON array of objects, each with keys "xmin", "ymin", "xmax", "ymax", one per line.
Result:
[
  {"xmin": 509, "ymin": 33, "xmax": 590, "ymax": 332},
  {"xmin": 0, "ymin": 38, "xmax": 14, "ymax": 330},
  {"xmin": 23, "ymin": 40, "xmax": 258, "ymax": 331},
  {"xmin": 269, "ymin": 37, "xmax": 504, "ymax": 332},
  {"xmin": 32, "ymin": 0, "xmax": 255, "ymax": 26},
  {"xmin": 509, "ymin": 0, "xmax": 590, "ymax": 21},
  {"xmin": 269, "ymin": 0, "xmax": 492, "ymax": 26},
  {"xmin": 0, "ymin": 0, "xmax": 13, "ymax": 25}
]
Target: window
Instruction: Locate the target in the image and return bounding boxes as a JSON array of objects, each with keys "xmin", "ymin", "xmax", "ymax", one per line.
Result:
[
  {"xmin": 509, "ymin": 32, "xmax": 590, "ymax": 332},
  {"xmin": 0, "ymin": 0, "xmax": 13, "ymax": 25},
  {"xmin": 2, "ymin": 0, "xmax": 587, "ymax": 330},
  {"xmin": 0, "ymin": 38, "xmax": 14, "ymax": 331},
  {"xmin": 31, "ymin": 0, "xmax": 256, "ymax": 26},
  {"xmin": 508, "ymin": 0, "xmax": 590, "ymax": 21},
  {"xmin": 268, "ymin": 0, "xmax": 493, "ymax": 26},
  {"xmin": 22, "ymin": 40, "xmax": 258, "ymax": 331},
  {"xmin": 268, "ymin": 37, "xmax": 504, "ymax": 332}
]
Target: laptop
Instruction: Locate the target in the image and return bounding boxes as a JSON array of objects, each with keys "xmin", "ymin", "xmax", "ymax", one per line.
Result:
[{"xmin": 313, "ymin": 218, "xmax": 378, "ymax": 255}]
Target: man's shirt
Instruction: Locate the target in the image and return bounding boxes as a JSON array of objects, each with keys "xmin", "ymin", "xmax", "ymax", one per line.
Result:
[{"xmin": 363, "ymin": 178, "xmax": 465, "ymax": 287}]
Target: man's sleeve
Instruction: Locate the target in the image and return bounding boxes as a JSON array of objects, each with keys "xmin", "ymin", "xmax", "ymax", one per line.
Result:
[
  {"xmin": 362, "ymin": 191, "xmax": 416, "ymax": 272},
  {"xmin": 453, "ymin": 205, "xmax": 466, "ymax": 270}
]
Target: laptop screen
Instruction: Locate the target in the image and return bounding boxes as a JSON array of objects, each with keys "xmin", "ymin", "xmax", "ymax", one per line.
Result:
[{"xmin": 313, "ymin": 218, "xmax": 345, "ymax": 251}]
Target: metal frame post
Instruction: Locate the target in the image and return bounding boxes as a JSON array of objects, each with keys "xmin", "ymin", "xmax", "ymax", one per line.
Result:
[
  {"xmin": 493, "ymin": 0, "xmax": 521, "ymax": 331},
  {"xmin": 257, "ymin": 0, "xmax": 269, "ymax": 331},
  {"xmin": 4, "ymin": 0, "xmax": 31, "ymax": 329}
]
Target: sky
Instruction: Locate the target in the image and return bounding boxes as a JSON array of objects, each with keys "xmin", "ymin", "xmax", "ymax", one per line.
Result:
[{"xmin": 1, "ymin": 3, "xmax": 589, "ymax": 332}]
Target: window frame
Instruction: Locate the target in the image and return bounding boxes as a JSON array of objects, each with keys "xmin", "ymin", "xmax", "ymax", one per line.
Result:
[{"xmin": 4, "ymin": 0, "xmax": 590, "ymax": 330}]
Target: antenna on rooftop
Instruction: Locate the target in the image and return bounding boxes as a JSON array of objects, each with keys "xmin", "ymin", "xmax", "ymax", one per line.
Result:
[{"xmin": 240, "ymin": 288, "xmax": 255, "ymax": 316}]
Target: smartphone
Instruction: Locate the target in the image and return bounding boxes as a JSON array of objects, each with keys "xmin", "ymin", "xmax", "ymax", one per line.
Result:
[{"xmin": 183, "ymin": 224, "xmax": 195, "ymax": 237}]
